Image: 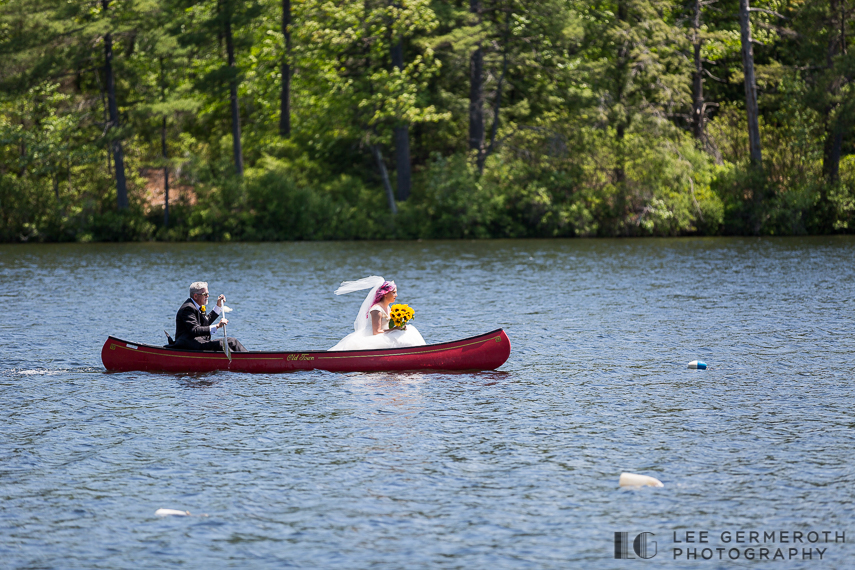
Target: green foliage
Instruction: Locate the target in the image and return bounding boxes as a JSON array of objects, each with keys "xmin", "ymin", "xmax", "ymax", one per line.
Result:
[
  {"xmin": 830, "ymin": 156, "xmax": 855, "ymax": 230},
  {"xmin": 1, "ymin": 0, "xmax": 854, "ymax": 242},
  {"xmin": 398, "ymin": 153, "xmax": 499, "ymax": 238},
  {"xmin": 242, "ymin": 158, "xmax": 389, "ymax": 240},
  {"xmin": 622, "ymin": 123, "xmax": 725, "ymax": 236},
  {"xmin": 293, "ymin": 0, "xmax": 447, "ymax": 155}
]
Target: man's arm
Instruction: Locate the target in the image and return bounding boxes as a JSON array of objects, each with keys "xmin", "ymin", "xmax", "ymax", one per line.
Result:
[{"xmin": 203, "ymin": 305, "xmax": 223, "ymax": 328}]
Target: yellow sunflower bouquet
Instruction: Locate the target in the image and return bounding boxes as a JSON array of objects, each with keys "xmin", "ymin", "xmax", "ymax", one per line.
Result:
[{"xmin": 389, "ymin": 304, "xmax": 415, "ymax": 329}]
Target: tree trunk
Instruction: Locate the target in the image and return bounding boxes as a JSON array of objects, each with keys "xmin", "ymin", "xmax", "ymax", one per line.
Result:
[
  {"xmin": 393, "ymin": 125, "xmax": 411, "ymax": 200},
  {"xmin": 279, "ymin": 0, "xmax": 291, "ymax": 137},
  {"xmin": 468, "ymin": 0, "xmax": 484, "ymax": 155},
  {"xmin": 103, "ymin": 0, "xmax": 128, "ymax": 210},
  {"xmin": 739, "ymin": 0, "xmax": 762, "ymax": 168},
  {"xmin": 818, "ymin": 0, "xmax": 847, "ymax": 232},
  {"xmin": 224, "ymin": 7, "xmax": 244, "ymax": 176},
  {"xmin": 371, "ymin": 144, "xmax": 397, "ymax": 214},
  {"xmin": 95, "ymin": 67, "xmax": 110, "ymax": 174},
  {"xmin": 614, "ymin": 0, "xmax": 628, "ymax": 184},
  {"xmin": 19, "ymin": 136, "xmax": 25, "ymax": 177},
  {"xmin": 162, "ymin": 116, "xmax": 170, "ymax": 228},
  {"xmin": 478, "ymin": 46, "xmax": 507, "ymax": 175},
  {"xmin": 823, "ymin": 131, "xmax": 843, "ymax": 184},
  {"xmin": 691, "ymin": 0, "xmax": 705, "ymax": 141},
  {"xmin": 160, "ymin": 58, "xmax": 169, "ymax": 228},
  {"xmin": 478, "ymin": 14, "xmax": 511, "ymax": 176},
  {"xmin": 391, "ymin": 40, "xmax": 411, "ymax": 201},
  {"xmin": 822, "ymin": 0, "xmax": 844, "ymax": 186}
]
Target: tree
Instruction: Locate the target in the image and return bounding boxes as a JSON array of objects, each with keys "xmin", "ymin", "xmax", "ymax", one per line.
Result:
[
  {"xmin": 691, "ymin": 0, "xmax": 706, "ymax": 142},
  {"xmin": 582, "ymin": 0, "xmax": 691, "ymax": 222},
  {"xmin": 128, "ymin": 14, "xmax": 200, "ymax": 229},
  {"xmin": 468, "ymin": 0, "xmax": 485, "ymax": 155},
  {"xmin": 783, "ymin": 0, "xmax": 855, "ymax": 228},
  {"xmin": 101, "ymin": 0, "xmax": 129, "ymax": 208},
  {"xmin": 224, "ymin": 0, "xmax": 244, "ymax": 175},
  {"xmin": 178, "ymin": 0, "xmax": 262, "ymax": 177},
  {"xmin": 808, "ymin": 0, "xmax": 855, "ymax": 186},
  {"xmin": 390, "ymin": 3, "xmax": 412, "ymax": 200},
  {"xmin": 679, "ymin": 0, "xmax": 734, "ymax": 163},
  {"xmin": 430, "ymin": 0, "xmax": 576, "ymax": 174},
  {"xmin": 296, "ymin": 0, "xmax": 445, "ymax": 210},
  {"xmin": 0, "ymin": 0, "xmax": 140, "ymax": 212},
  {"xmin": 280, "ymin": 0, "xmax": 292, "ymax": 137},
  {"xmin": 738, "ymin": 0, "xmax": 762, "ymax": 168}
]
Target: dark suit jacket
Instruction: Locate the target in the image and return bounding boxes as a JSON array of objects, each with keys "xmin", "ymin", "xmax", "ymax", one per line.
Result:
[{"xmin": 174, "ymin": 298, "xmax": 218, "ymax": 347}]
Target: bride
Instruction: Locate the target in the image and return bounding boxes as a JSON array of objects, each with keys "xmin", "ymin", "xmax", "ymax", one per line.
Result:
[{"xmin": 328, "ymin": 276, "xmax": 426, "ymax": 351}]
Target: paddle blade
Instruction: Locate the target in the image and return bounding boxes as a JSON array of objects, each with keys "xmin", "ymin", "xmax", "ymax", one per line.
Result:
[{"xmin": 223, "ymin": 326, "xmax": 232, "ymax": 362}]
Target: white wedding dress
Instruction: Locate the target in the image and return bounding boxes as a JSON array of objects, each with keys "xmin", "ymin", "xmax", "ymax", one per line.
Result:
[{"xmin": 328, "ymin": 276, "xmax": 427, "ymax": 351}]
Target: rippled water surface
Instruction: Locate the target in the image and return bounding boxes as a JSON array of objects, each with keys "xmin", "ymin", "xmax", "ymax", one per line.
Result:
[{"xmin": 1, "ymin": 238, "xmax": 853, "ymax": 569}]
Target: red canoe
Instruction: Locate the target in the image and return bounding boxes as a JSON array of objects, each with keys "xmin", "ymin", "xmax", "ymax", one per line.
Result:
[{"xmin": 101, "ymin": 329, "xmax": 511, "ymax": 373}]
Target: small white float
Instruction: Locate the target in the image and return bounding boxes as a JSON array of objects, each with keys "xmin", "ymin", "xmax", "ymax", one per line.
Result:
[
  {"xmin": 687, "ymin": 360, "xmax": 707, "ymax": 370},
  {"xmin": 155, "ymin": 508, "xmax": 191, "ymax": 517},
  {"xmin": 619, "ymin": 472, "xmax": 664, "ymax": 488}
]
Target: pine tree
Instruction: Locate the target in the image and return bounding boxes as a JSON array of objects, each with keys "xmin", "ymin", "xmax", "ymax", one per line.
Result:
[
  {"xmin": 127, "ymin": 5, "xmax": 200, "ymax": 229},
  {"xmin": 296, "ymin": 0, "xmax": 444, "ymax": 210},
  {"xmin": 280, "ymin": 0, "xmax": 292, "ymax": 137},
  {"xmin": 175, "ymin": 0, "xmax": 262, "ymax": 176},
  {"xmin": 0, "ymin": 0, "xmax": 145, "ymax": 211},
  {"xmin": 581, "ymin": 0, "xmax": 691, "ymax": 227},
  {"xmin": 738, "ymin": 0, "xmax": 762, "ymax": 169},
  {"xmin": 785, "ymin": 0, "xmax": 855, "ymax": 228}
]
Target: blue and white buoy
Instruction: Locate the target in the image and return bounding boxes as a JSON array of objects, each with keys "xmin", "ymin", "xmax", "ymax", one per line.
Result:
[{"xmin": 687, "ymin": 360, "xmax": 707, "ymax": 370}]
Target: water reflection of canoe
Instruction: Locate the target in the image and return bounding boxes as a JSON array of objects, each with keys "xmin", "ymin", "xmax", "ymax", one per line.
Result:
[{"xmin": 101, "ymin": 329, "xmax": 511, "ymax": 374}]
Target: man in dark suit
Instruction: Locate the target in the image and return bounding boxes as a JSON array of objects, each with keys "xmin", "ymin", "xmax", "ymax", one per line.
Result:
[{"xmin": 173, "ymin": 281, "xmax": 247, "ymax": 352}]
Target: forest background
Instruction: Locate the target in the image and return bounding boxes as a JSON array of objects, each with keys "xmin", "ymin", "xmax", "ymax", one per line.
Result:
[{"xmin": 1, "ymin": 0, "xmax": 854, "ymax": 242}]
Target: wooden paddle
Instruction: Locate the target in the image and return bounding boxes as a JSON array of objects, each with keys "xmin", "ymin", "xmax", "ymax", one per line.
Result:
[
  {"xmin": 220, "ymin": 297, "xmax": 233, "ymax": 362},
  {"xmin": 223, "ymin": 321, "xmax": 231, "ymax": 362}
]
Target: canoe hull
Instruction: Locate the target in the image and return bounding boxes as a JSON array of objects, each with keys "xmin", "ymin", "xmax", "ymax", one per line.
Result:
[{"xmin": 101, "ymin": 329, "xmax": 511, "ymax": 373}]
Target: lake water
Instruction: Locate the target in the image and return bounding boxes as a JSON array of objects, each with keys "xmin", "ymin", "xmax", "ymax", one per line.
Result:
[{"xmin": 1, "ymin": 237, "xmax": 853, "ymax": 569}]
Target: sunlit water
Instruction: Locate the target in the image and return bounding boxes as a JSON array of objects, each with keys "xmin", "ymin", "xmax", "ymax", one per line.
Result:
[{"xmin": 1, "ymin": 238, "xmax": 853, "ymax": 569}]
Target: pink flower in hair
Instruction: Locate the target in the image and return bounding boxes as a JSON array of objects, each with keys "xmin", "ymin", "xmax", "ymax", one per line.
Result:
[{"xmin": 372, "ymin": 281, "xmax": 397, "ymax": 306}]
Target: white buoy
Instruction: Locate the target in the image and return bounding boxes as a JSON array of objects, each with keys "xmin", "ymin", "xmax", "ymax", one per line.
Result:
[
  {"xmin": 687, "ymin": 360, "xmax": 707, "ymax": 370},
  {"xmin": 619, "ymin": 472, "xmax": 664, "ymax": 488},
  {"xmin": 155, "ymin": 508, "xmax": 191, "ymax": 517}
]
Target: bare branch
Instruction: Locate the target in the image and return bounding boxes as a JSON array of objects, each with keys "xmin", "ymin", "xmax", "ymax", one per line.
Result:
[
  {"xmin": 703, "ymin": 69, "xmax": 727, "ymax": 83},
  {"xmin": 755, "ymin": 21, "xmax": 799, "ymax": 38},
  {"xmin": 748, "ymin": 8, "xmax": 788, "ymax": 19}
]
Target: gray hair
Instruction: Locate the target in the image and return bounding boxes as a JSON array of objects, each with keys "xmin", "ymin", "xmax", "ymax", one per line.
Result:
[{"xmin": 189, "ymin": 281, "xmax": 208, "ymax": 296}]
